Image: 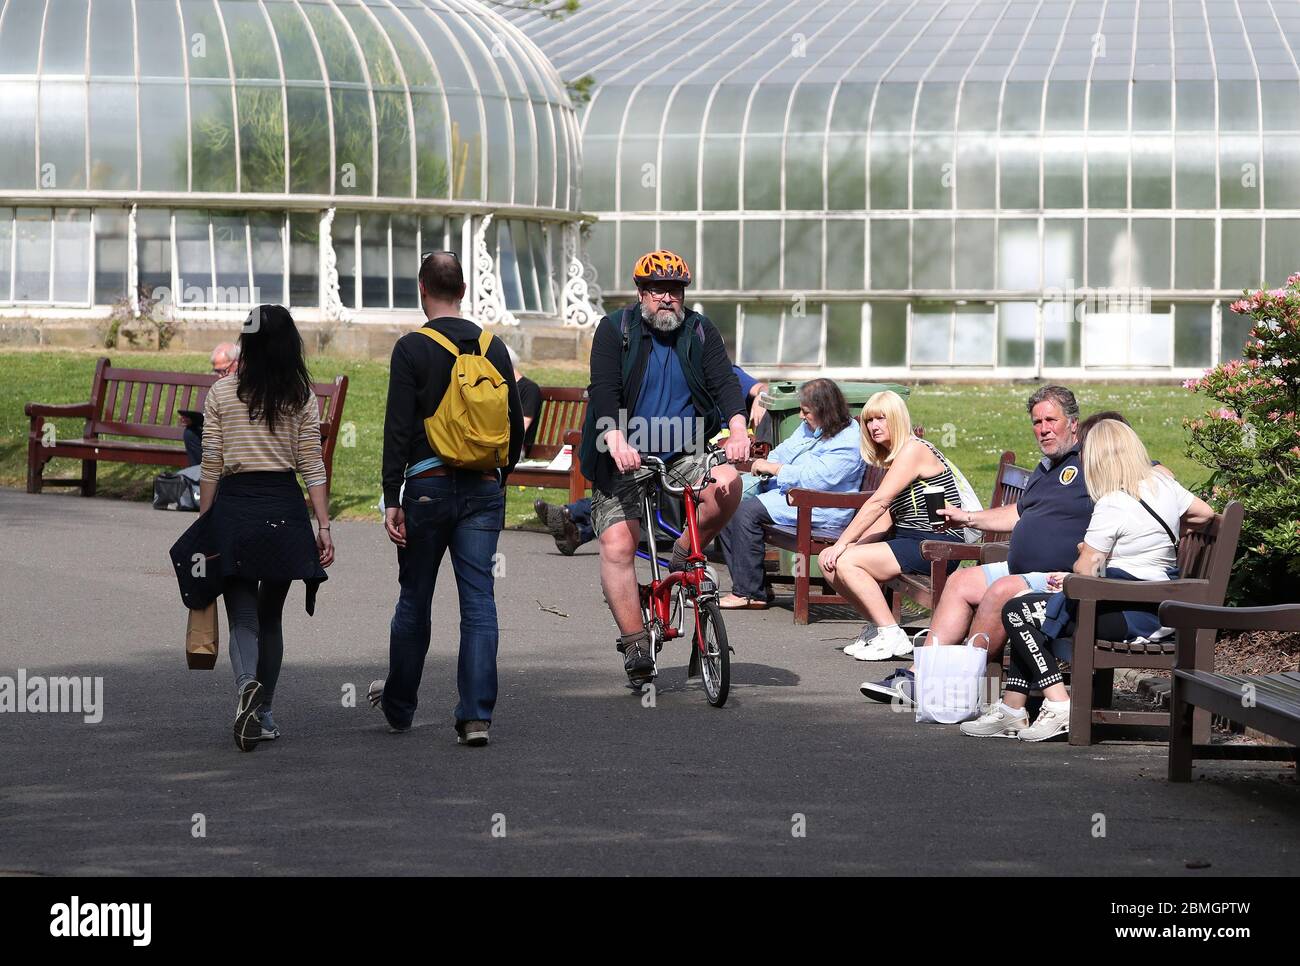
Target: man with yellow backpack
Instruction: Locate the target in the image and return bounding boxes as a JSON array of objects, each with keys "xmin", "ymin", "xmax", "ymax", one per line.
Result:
[{"xmin": 372, "ymin": 251, "xmax": 525, "ymax": 747}]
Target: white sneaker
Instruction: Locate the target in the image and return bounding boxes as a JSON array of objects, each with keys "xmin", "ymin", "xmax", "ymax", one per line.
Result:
[
  {"xmin": 1019, "ymin": 703, "xmax": 1070, "ymax": 742},
  {"xmin": 854, "ymin": 626, "xmax": 913, "ymax": 661},
  {"xmin": 843, "ymin": 624, "xmax": 878, "ymax": 657},
  {"xmin": 959, "ymin": 703, "xmax": 1029, "ymax": 738}
]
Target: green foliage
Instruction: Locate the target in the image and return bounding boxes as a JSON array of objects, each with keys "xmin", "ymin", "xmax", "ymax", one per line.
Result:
[
  {"xmin": 565, "ymin": 74, "xmax": 596, "ymax": 107},
  {"xmin": 1184, "ymin": 277, "xmax": 1300, "ymax": 603}
]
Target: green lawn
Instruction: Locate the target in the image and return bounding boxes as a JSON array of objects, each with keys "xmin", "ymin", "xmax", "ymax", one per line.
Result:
[{"xmin": 1, "ymin": 349, "xmax": 1210, "ymax": 523}]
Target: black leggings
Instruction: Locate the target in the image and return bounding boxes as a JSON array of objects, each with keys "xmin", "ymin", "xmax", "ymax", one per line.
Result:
[
  {"xmin": 999, "ymin": 593, "xmax": 1136, "ymax": 696},
  {"xmin": 222, "ymin": 576, "xmax": 291, "ymax": 707}
]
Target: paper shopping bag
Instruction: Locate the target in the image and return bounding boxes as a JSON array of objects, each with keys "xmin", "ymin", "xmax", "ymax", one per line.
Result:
[
  {"xmin": 914, "ymin": 639, "xmax": 987, "ymax": 724},
  {"xmin": 185, "ymin": 603, "xmax": 219, "ymax": 670}
]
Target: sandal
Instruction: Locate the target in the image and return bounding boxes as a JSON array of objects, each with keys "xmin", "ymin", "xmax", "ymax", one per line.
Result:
[{"xmin": 718, "ymin": 594, "xmax": 769, "ymax": 610}]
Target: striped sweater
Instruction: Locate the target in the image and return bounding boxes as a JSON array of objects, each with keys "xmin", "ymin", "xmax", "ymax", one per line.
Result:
[{"xmin": 200, "ymin": 375, "xmax": 327, "ymax": 488}]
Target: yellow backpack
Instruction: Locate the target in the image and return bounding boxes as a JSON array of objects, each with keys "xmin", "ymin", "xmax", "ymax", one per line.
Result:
[{"xmin": 417, "ymin": 326, "xmax": 510, "ymax": 471}]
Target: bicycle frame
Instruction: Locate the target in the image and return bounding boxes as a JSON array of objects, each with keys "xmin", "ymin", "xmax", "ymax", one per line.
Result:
[{"xmin": 640, "ymin": 475, "xmax": 716, "ymax": 648}]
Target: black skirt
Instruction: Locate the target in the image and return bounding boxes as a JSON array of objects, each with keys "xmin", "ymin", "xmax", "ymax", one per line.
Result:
[{"xmin": 170, "ymin": 471, "xmax": 327, "ymax": 614}]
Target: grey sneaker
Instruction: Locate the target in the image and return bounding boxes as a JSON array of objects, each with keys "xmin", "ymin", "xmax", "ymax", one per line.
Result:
[
  {"xmin": 959, "ymin": 704, "xmax": 1029, "ymax": 738},
  {"xmin": 458, "ymin": 720, "xmax": 490, "ymax": 746},
  {"xmin": 256, "ymin": 709, "xmax": 281, "ymax": 741},
  {"xmin": 233, "ymin": 681, "xmax": 264, "ymax": 752},
  {"xmin": 368, "ymin": 679, "xmax": 409, "ymax": 733},
  {"xmin": 1019, "ymin": 704, "xmax": 1070, "ymax": 742}
]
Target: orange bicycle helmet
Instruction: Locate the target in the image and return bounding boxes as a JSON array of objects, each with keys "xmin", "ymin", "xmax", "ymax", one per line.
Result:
[{"xmin": 632, "ymin": 249, "xmax": 692, "ymax": 288}]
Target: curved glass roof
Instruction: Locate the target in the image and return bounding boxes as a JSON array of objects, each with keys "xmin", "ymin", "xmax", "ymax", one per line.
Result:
[
  {"xmin": 0, "ymin": 0, "xmax": 581, "ymax": 211},
  {"xmin": 512, "ymin": 0, "xmax": 1300, "ymax": 221}
]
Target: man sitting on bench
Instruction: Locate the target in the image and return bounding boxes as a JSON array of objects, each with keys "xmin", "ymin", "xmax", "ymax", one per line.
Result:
[
  {"xmin": 180, "ymin": 342, "xmax": 239, "ymax": 466},
  {"xmin": 860, "ymin": 385, "xmax": 1095, "ymax": 705}
]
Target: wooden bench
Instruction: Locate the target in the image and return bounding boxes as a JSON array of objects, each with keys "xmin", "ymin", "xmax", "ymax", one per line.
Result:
[
  {"xmin": 884, "ymin": 451, "xmax": 1033, "ymax": 627},
  {"xmin": 1062, "ymin": 501, "xmax": 1244, "ymax": 746},
  {"xmin": 505, "ymin": 387, "xmax": 589, "ymax": 502},
  {"xmin": 1162, "ymin": 600, "xmax": 1300, "ymax": 781},
  {"xmin": 25, "ymin": 356, "xmax": 348, "ymax": 497}
]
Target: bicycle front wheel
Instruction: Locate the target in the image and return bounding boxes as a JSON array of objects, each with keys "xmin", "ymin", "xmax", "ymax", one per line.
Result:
[{"xmin": 695, "ymin": 598, "xmax": 730, "ymax": 707}]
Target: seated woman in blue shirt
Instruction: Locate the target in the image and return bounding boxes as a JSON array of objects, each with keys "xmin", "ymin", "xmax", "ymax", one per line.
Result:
[
  {"xmin": 717, "ymin": 379, "xmax": 865, "ymax": 610},
  {"xmin": 819, "ymin": 390, "xmax": 967, "ymax": 660}
]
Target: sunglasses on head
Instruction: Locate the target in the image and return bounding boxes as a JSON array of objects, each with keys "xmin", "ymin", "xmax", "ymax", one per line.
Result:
[{"xmin": 420, "ymin": 250, "xmax": 461, "ymax": 269}]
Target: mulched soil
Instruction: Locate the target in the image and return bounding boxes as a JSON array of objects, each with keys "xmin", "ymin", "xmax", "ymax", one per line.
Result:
[{"xmin": 1214, "ymin": 630, "xmax": 1300, "ymax": 677}]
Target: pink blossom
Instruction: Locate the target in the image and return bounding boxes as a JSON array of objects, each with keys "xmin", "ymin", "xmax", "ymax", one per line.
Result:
[
  {"xmin": 1269, "ymin": 411, "xmax": 1281, "ymax": 421},
  {"xmin": 1289, "ymin": 272, "xmax": 1300, "ymax": 286},
  {"xmin": 1229, "ymin": 299, "xmax": 1250, "ymax": 314},
  {"xmin": 1271, "ymin": 288, "xmax": 1288, "ymax": 299}
]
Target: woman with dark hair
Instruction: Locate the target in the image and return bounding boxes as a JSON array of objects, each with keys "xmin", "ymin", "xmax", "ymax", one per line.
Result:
[
  {"xmin": 717, "ymin": 378, "xmax": 865, "ymax": 609},
  {"xmin": 196, "ymin": 304, "xmax": 333, "ymax": 751}
]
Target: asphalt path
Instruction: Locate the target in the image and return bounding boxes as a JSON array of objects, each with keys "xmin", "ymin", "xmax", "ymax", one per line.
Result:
[{"xmin": 0, "ymin": 488, "xmax": 1296, "ymax": 876}]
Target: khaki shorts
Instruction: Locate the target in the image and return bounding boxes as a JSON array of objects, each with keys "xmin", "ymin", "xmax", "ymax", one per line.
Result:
[{"xmin": 591, "ymin": 451, "xmax": 718, "ymax": 537}]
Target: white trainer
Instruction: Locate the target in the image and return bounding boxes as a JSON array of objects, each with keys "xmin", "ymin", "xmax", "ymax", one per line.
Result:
[
  {"xmin": 959, "ymin": 703, "xmax": 1030, "ymax": 738},
  {"xmin": 1019, "ymin": 703, "xmax": 1071, "ymax": 742},
  {"xmin": 853, "ymin": 626, "xmax": 913, "ymax": 661}
]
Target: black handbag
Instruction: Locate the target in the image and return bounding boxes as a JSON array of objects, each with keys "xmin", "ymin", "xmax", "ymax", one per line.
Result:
[{"xmin": 153, "ymin": 471, "xmax": 200, "ymax": 511}]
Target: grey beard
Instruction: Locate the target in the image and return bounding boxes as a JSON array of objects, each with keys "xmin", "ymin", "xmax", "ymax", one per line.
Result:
[{"xmin": 641, "ymin": 302, "xmax": 685, "ymax": 333}]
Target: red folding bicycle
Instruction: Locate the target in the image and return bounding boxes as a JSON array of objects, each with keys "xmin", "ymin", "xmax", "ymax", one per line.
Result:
[{"xmin": 636, "ymin": 450, "xmax": 732, "ymax": 707}]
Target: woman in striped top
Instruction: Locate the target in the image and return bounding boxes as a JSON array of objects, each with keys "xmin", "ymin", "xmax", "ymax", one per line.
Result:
[
  {"xmin": 818, "ymin": 390, "xmax": 967, "ymax": 661},
  {"xmin": 198, "ymin": 304, "xmax": 333, "ymax": 751}
]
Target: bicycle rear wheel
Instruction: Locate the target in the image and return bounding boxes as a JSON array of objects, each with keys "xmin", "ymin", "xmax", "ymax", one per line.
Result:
[{"xmin": 695, "ymin": 598, "xmax": 730, "ymax": 707}]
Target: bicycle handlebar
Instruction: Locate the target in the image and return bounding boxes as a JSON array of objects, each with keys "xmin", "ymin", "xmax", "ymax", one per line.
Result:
[{"xmin": 640, "ymin": 449, "xmax": 729, "ymax": 497}]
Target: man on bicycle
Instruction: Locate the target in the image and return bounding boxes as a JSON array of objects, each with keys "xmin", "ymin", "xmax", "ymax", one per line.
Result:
[{"xmin": 577, "ymin": 250, "xmax": 750, "ymax": 687}]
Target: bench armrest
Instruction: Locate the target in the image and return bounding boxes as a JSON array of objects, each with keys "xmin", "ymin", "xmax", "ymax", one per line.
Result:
[
  {"xmin": 977, "ymin": 541, "xmax": 1010, "ymax": 564},
  {"xmin": 920, "ymin": 540, "xmax": 986, "ymax": 563},
  {"xmin": 25, "ymin": 401, "xmax": 95, "ymax": 420},
  {"xmin": 786, "ymin": 488, "xmax": 872, "ymax": 510},
  {"xmin": 1064, "ymin": 575, "xmax": 1210, "ymax": 604}
]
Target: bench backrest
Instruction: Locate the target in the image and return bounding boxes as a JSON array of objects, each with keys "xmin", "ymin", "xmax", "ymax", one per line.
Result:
[
  {"xmin": 1178, "ymin": 501, "xmax": 1243, "ymax": 595},
  {"xmin": 982, "ymin": 451, "xmax": 1033, "ymax": 541},
  {"xmin": 527, "ymin": 387, "xmax": 587, "ymax": 461}
]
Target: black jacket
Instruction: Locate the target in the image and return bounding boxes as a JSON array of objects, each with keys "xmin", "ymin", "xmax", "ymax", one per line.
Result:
[
  {"xmin": 382, "ymin": 317, "xmax": 525, "ymax": 507},
  {"xmin": 579, "ymin": 305, "xmax": 745, "ymax": 492}
]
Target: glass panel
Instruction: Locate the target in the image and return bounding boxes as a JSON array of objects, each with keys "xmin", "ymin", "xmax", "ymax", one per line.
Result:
[
  {"xmin": 392, "ymin": 213, "xmax": 419, "ymax": 308},
  {"xmin": 1083, "ymin": 303, "xmax": 1172, "ymax": 368},
  {"xmin": 413, "ymin": 93, "xmax": 451, "ymax": 198},
  {"xmin": 658, "ymin": 220, "xmax": 696, "ymax": 274},
  {"xmin": 94, "ymin": 209, "xmax": 129, "ymax": 305},
  {"xmin": 912, "ymin": 219, "xmax": 951, "ymax": 289},
  {"xmin": 1220, "ymin": 136, "xmax": 1261, "ymax": 209},
  {"xmin": 360, "ymin": 213, "xmax": 390, "ymax": 308},
  {"xmin": 825, "ymin": 219, "xmax": 865, "ymax": 290},
  {"xmin": 953, "ymin": 218, "xmax": 997, "ymax": 291},
  {"xmin": 869, "ymin": 220, "xmax": 908, "ymax": 289},
  {"xmin": 1132, "ymin": 82, "xmax": 1171, "ymax": 130},
  {"xmin": 237, "ymin": 85, "xmax": 286, "ymax": 193},
  {"xmin": 90, "ymin": 0, "xmax": 135, "ymax": 76},
  {"xmin": 265, "ymin": 2, "xmax": 321, "ymax": 81},
  {"xmin": 332, "ymin": 88, "xmax": 374, "ymax": 195},
  {"xmin": 621, "ymin": 87, "xmax": 673, "ymax": 212},
  {"xmin": 1173, "ymin": 219, "xmax": 1214, "ymax": 290},
  {"xmin": 0, "ymin": 83, "xmax": 37, "ymax": 189},
  {"xmin": 482, "ymin": 95, "xmax": 512, "ymax": 204},
  {"xmin": 826, "ymin": 83, "xmax": 871, "ymax": 210},
  {"xmin": 785, "ymin": 84, "xmax": 833, "ymax": 211},
  {"xmin": 742, "ymin": 220, "xmax": 780, "ymax": 292},
  {"xmin": 1174, "ymin": 303, "xmax": 1212, "ymax": 367},
  {"xmin": 220, "ymin": 0, "xmax": 278, "ymax": 79},
  {"xmin": 1220, "ymin": 304, "xmax": 1253, "ymax": 361},
  {"xmin": 1131, "ymin": 219, "xmax": 1171, "ymax": 289},
  {"xmin": 701, "ymin": 86, "xmax": 749, "ymax": 212},
  {"xmin": 1264, "ymin": 136, "xmax": 1300, "ymax": 208},
  {"xmin": 0, "ymin": 209, "xmax": 11, "ymax": 301},
  {"xmin": 1001, "ymin": 82, "xmax": 1043, "ymax": 133},
  {"xmin": 910, "ymin": 303, "xmax": 949, "ymax": 365},
  {"xmin": 1261, "ymin": 81, "xmax": 1300, "ymax": 130},
  {"xmin": 955, "ymin": 140, "xmax": 995, "ymax": 209},
  {"xmin": 742, "ymin": 85, "xmax": 789, "ymax": 211},
  {"xmin": 739, "ymin": 303, "xmax": 780, "ymax": 365},
  {"xmin": 333, "ymin": 212, "xmax": 356, "ymax": 308},
  {"xmin": 51, "ymin": 209, "xmax": 91, "ymax": 303},
  {"xmin": 136, "ymin": 0, "xmax": 185, "ymax": 78},
  {"xmin": 1088, "ymin": 81, "xmax": 1129, "ymax": 132},
  {"xmin": 696, "ymin": 301, "xmax": 736, "ymax": 353},
  {"xmin": 869, "ymin": 301, "xmax": 906, "ymax": 367},
  {"xmin": 299, "ymin": 2, "xmax": 362, "ymax": 82},
  {"xmin": 1265, "ymin": 220, "xmax": 1300, "ymax": 288},
  {"xmin": 191, "ymin": 84, "xmax": 237, "ymax": 192},
  {"xmin": 139, "ymin": 84, "xmax": 188, "ymax": 190},
  {"xmin": 180, "ymin": 0, "xmax": 231, "ymax": 80},
  {"xmin": 1218, "ymin": 81, "xmax": 1258, "ymax": 133},
  {"xmin": 286, "ymin": 87, "xmax": 331, "ymax": 194},
  {"xmin": 957, "ymin": 83, "xmax": 999, "ymax": 133},
  {"xmin": 586, "ymin": 220, "xmax": 615, "ymax": 295},
  {"xmin": 1043, "ymin": 137, "xmax": 1084, "ymax": 207},
  {"xmin": 14, "ymin": 209, "xmax": 51, "ymax": 302},
  {"xmin": 288, "ymin": 212, "xmax": 318, "ymax": 307},
  {"xmin": 660, "ymin": 87, "xmax": 708, "ymax": 211},
  {"xmin": 137, "ymin": 209, "xmax": 172, "ymax": 296},
  {"xmin": 1175, "ymin": 80, "xmax": 1215, "ymax": 131},
  {"xmin": 1086, "ymin": 135, "xmax": 1127, "ymax": 208},
  {"xmin": 999, "ymin": 302, "xmax": 1037, "ymax": 367},
  {"xmin": 998, "ymin": 218, "xmax": 1039, "ymax": 290},
  {"xmin": 531, "ymin": 222, "xmax": 554, "ymax": 315},
  {"xmin": 41, "ymin": 0, "xmax": 88, "ymax": 74},
  {"xmin": 870, "ymin": 133, "xmax": 910, "ymax": 208},
  {"xmin": 913, "ymin": 134, "xmax": 954, "ymax": 209},
  {"xmin": 249, "ymin": 211, "xmax": 283, "ymax": 305},
  {"xmin": 88, "ymin": 83, "xmax": 136, "ymax": 190},
  {"xmin": 953, "ymin": 302, "xmax": 995, "ymax": 365},
  {"xmin": 1131, "ymin": 135, "xmax": 1171, "ymax": 208},
  {"xmin": 580, "ymin": 87, "xmax": 632, "ymax": 212},
  {"xmin": 780, "ymin": 303, "xmax": 823, "ymax": 365},
  {"xmin": 532, "ymin": 103, "xmax": 554, "ymax": 209},
  {"xmin": 826, "ymin": 301, "xmax": 863, "ymax": 367},
  {"xmin": 999, "ymin": 136, "xmax": 1039, "ymax": 209},
  {"xmin": 1044, "ymin": 80, "xmax": 1086, "ymax": 131},
  {"xmin": 1174, "ymin": 135, "xmax": 1215, "ymax": 208},
  {"xmin": 1042, "ymin": 298, "xmax": 1081, "ymax": 367},
  {"xmin": 375, "ymin": 90, "xmax": 412, "ymax": 198},
  {"xmin": 512, "ymin": 220, "xmax": 541, "ymax": 313},
  {"xmin": 212, "ymin": 212, "xmax": 249, "ymax": 301},
  {"xmin": 1221, "ymin": 219, "xmax": 1261, "ymax": 290},
  {"xmin": 783, "ymin": 219, "xmax": 821, "ymax": 291},
  {"xmin": 175, "ymin": 210, "xmax": 211, "ymax": 303},
  {"xmin": 618, "ymin": 220, "xmax": 655, "ymax": 290},
  {"xmin": 1042, "ymin": 219, "xmax": 1082, "ymax": 289},
  {"xmin": 446, "ymin": 94, "xmax": 482, "ymax": 200},
  {"xmin": 0, "ymin": 0, "xmax": 44, "ymax": 73},
  {"xmin": 39, "ymin": 83, "xmax": 87, "ymax": 190},
  {"xmin": 493, "ymin": 221, "xmax": 521, "ymax": 309},
  {"xmin": 1088, "ymin": 219, "xmax": 1130, "ymax": 289}
]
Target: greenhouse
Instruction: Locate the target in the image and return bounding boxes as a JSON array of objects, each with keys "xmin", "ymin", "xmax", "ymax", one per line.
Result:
[
  {"xmin": 512, "ymin": 0, "xmax": 1300, "ymax": 377},
  {"xmin": 0, "ymin": 0, "xmax": 595, "ymax": 328}
]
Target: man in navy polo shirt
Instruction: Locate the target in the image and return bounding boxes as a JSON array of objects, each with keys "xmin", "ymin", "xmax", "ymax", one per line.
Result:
[{"xmin": 860, "ymin": 385, "xmax": 1091, "ymax": 704}]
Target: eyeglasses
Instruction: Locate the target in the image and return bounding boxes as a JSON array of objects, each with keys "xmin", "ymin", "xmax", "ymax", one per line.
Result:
[{"xmin": 642, "ymin": 284, "xmax": 684, "ymax": 300}]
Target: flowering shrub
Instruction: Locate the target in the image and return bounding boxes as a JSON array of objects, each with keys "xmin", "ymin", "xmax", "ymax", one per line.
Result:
[{"xmin": 1184, "ymin": 275, "xmax": 1300, "ymax": 603}]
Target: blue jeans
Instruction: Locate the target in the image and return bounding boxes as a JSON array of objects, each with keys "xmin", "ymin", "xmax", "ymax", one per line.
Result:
[
  {"xmin": 567, "ymin": 497, "xmax": 595, "ymax": 545},
  {"xmin": 385, "ymin": 473, "xmax": 505, "ymax": 732}
]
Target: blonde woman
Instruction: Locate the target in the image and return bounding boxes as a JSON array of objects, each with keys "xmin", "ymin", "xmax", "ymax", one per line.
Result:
[
  {"xmin": 961, "ymin": 419, "xmax": 1214, "ymax": 742},
  {"xmin": 818, "ymin": 390, "xmax": 966, "ymax": 662}
]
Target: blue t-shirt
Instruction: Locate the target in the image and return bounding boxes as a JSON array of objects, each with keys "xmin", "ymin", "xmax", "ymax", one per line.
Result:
[
  {"xmin": 733, "ymin": 365, "xmax": 759, "ymax": 404},
  {"xmin": 632, "ymin": 330, "xmax": 697, "ymax": 460},
  {"xmin": 1006, "ymin": 446, "xmax": 1093, "ymax": 574}
]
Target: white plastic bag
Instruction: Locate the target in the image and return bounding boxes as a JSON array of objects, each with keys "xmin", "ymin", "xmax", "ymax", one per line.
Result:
[{"xmin": 913, "ymin": 634, "xmax": 988, "ymax": 724}]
